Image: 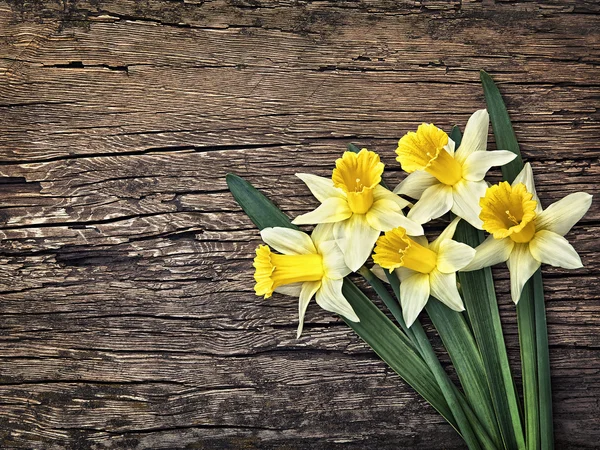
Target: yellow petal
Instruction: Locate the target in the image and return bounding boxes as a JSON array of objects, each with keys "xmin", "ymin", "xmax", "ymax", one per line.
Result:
[
  {"xmin": 479, "ymin": 182, "xmax": 537, "ymax": 243},
  {"xmin": 332, "ymin": 149, "xmax": 383, "ymax": 214},
  {"xmin": 396, "ymin": 123, "xmax": 462, "ymax": 185}
]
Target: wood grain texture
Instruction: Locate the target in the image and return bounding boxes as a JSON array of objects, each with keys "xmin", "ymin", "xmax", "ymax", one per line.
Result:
[{"xmin": 0, "ymin": 0, "xmax": 599, "ymax": 448}]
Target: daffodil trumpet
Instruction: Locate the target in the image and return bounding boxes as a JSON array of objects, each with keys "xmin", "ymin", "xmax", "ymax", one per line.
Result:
[
  {"xmin": 394, "ymin": 109, "xmax": 517, "ymax": 229},
  {"xmin": 253, "ymin": 224, "xmax": 359, "ymax": 337},
  {"xmin": 292, "ymin": 148, "xmax": 424, "ymax": 272},
  {"xmin": 372, "ymin": 218, "xmax": 475, "ymax": 327},
  {"xmin": 463, "ymin": 162, "xmax": 592, "ymax": 303}
]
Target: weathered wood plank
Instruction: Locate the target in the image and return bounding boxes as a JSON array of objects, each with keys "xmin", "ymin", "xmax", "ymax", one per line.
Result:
[{"xmin": 1, "ymin": 0, "xmax": 599, "ymax": 448}]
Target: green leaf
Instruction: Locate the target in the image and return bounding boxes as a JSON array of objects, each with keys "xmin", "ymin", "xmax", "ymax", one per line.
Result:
[
  {"xmin": 426, "ymin": 300, "xmax": 503, "ymax": 449},
  {"xmin": 227, "ymin": 172, "xmax": 460, "ymax": 435},
  {"xmin": 226, "ymin": 173, "xmax": 298, "ymax": 231},
  {"xmin": 361, "ymin": 268, "xmax": 498, "ymax": 450},
  {"xmin": 482, "ymin": 70, "xmax": 551, "ymax": 449},
  {"xmin": 342, "ymin": 280, "xmax": 460, "ymax": 432},
  {"xmin": 449, "ymin": 125, "xmax": 462, "ymax": 147},
  {"xmin": 533, "ymin": 272, "xmax": 553, "ymax": 450},
  {"xmin": 480, "ymin": 71, "xmax": 523, "ymax": 183},
  {"xmin": 451, "ymin": 118, "xmax": 526, "ymax": 450},
  {"xmin": 454, "ymin": 225, "xmax": 525, "ymax": 450},
  {"xmin": 517, "ymin": 282, "xmax": 540, "ymax": 450},
  {"xmin": 347, "ymin": 143, "xmax": 362, "ymax": 153}
]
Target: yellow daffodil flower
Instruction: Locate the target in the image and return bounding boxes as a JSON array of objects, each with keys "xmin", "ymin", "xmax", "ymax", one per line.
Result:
[
  {"xmin": 394, "ymin": 109, "xmax": 517, "ymax": 228},
  {"xmin": 372, "ymin": 218, "xmax": 475, "ymax": 327},
  {"xmin": 253, "ymin": 224, "xmax": 359, "ymax": 337},
  {"xmin": 292, "ymin": 149, "xmax": 423, "ymax": 272},
  {"xmin": 463, "ymin": 163, "xmax": 593, "ymax": 303}
]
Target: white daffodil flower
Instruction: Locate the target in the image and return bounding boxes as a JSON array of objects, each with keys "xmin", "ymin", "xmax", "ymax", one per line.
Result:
[
  {"xmin": 292, "ymin": 149, "xmax": 424, "ymax": 272},
  {"xmin": 253, "ymin": 224, "xmax": 359, "ymax": 337},
  {"xmin": 394, "ymin": 109, "xmax": 517, "ymax": 229},
  {"xmin": 463, "ymin": 163, "xmax": 592, "ymax": 303},
  {"xmin": 372, "ymin": 218, "xmax": 475, "ymax": 327}
]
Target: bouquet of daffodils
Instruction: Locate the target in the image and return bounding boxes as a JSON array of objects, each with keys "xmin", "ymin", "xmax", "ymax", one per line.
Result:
[{"xmin": 227, "ymin": 72, "xmax": 592, "ymax": 450}]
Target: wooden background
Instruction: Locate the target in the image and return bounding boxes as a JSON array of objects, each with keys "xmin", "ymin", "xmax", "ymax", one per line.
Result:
[{"xmin": 1, "ymin": 0, "xmax": 598, "ymax": 448}]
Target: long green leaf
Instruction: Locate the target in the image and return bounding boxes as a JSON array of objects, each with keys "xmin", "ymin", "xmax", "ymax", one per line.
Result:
[
  {"xmin": 407, "ymin": 317, "xmax": 482, "ymax": 450},
  {"xmin": 449, "ymin": 125, "xmax": 511, "ymax": 450},
  {"xmin": 482, "ymin": 70, "xmax": 551, "ymax": 449},
  {"xmin": 517, "ymin": 282, "xmax": 540, "ymax": 450},
  {"xmin": 226, "ymin": 172, "xmax": 459, "ymax": 433},
  {"xmin": 533, "ymin": 272, "xmax": 552, "ymax": 450},
  {"xmin": 453, "ymin": 109, "xmax": 524, "ymax": 449},
  {"xmin": 226, "ymin": 173, "xmax": 298, "ymax": 230},
  {"xmin": 426, "ymin": 300, "xmax": 503, "ymax": 449},
  {"xmin": 342, "ymin": 281, "xmax": 459, "ymax": 431},
  {"xmin": 365, "ymin": 268, "xmax": 498, "ymax": 450},
  {"xmin": 455, "ymin": 222, "xmax": 525, "ymax": 450},
  {"xmin": 359, "ymin": 270, "xmax": 483, "ymax": 449}
]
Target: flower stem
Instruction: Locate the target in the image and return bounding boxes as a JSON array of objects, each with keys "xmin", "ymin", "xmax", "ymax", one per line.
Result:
[
  {"xmin": 358, "ymin": 266, "xmax": 495, "ymax": 450},
  {"xmin": 533, "ymin": 270, "xmax": 554, "ymax": 449},
  {"xmin": 517, "ymin": 281, "xmax": 540, "ymax": 450}
]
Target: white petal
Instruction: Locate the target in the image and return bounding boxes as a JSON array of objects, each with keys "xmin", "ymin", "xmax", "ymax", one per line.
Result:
[
  {"xmin": 454, "ymin": 109, "xmax": 489, "ymax": 164},
  {"xmin": 445, "ymin": 137, "xmax": 456, "ymax": 156},
  {"xmin": 429, "ymin": 270, "xmax": 465, "ymax": 312},
  {"xmin": 436, "ymin": 240, "xmax": 476, "ymax": 273},
  {"xmin": 462, "ymin": 235, "xmax": 514, "ymax": 271},
  {"xmin": 412, "ymin": 236, "xmax": 429, "ymax": 247},
  {"xmin": 400, "ymin": 273, "xmax": 430, "ymax": 327},
  {"xmin": 315, "ymin": 278, "xmax": 359, "ymax": 322},
  {"xmin": 507, "ymin": 243, "xmax": 541, "ymax": 304},
  {"xmin": 371, "ymin": 265, "xmax": 389, "ymax": 283},
  {"xmin": 310, "ymin": 223, "xmax": 335, "ymax": 247},
  {"xmin": 274, "ymin": 283, "xmax": 303, "ymax": 297},
  {"xmin": 297, "ymin": 281, "xmax": 321, "ymax": 338},
  {"xmin": 393, "ymin": 171, "xmax": 438, "ymax": 200},
  {"xmin": 261, "ymin": 227, "xmax": 317, "ymax": 255},
  {"xmin": 296, "ymin": 173, "xmax": 345, "ymax": 202},
  {"xmin": 292, "ymin": 197, "xmax": 352, "ymax": 225},
  {"xmin": 333, "ymin": 214, "xmax": 380, "ymax": 272},
  {"xmin": 373, "ymin": 184, "xmax": 411, "ymax": 209},
  {"xmin": 407, "ymin": 183, "xmax": 453, "ymax": 225},
  {"xmin": 318, "ymin": 239, "xmax": 352, "ymax": 279},
  {"xmin": 429, "ymin": 217, "xmax": 462, "ymax": 253},
  {"xmin": 371, "ymin": 265, "xmax": 414, "ymax": 284},
  {"xmin": 451, "ymin": 179, "xmax": 487, "ymax": 229},
  {"xmin": 512, "ymin": 163, "xmax": 542, "ymax": 213},
  {"xmin": 529, "ymin": 230, "xmax": 583, "ymax": 269},
  {"xmin": 395, "ymin": 267, "xmax": 417, "ymax": 282},
  {"xmin": 535, "ymin": 192, "xmax": 592, "ymax": 236},
  {"xmin": 366, "ymin": 199, "xmax": 424, "ymax": 235},
  {"xmin": 462, "ymin": 150, "xmax": 517, "ymax": 181}
]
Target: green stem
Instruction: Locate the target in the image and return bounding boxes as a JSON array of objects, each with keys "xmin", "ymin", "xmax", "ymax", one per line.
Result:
[
  {"xmin": 517, "ymin": 282, "xmax": 540, "ymax": 450},
  {"xmin": 341, "ymin": 280, "xmax": 459, "ymax": 431},
  {"xmin": 533, "ymin": 271, "xmax": 554, "ymax": 449},
  {"xmin": 456, "ymin": 223, "xmax": 525, "ymax": 450},
  {"xmin": 409, "ymin": 320, "xmax": 482, "ymax": 450},
  {"xmin": 357, "ymin": 266, "xmax": 417, "ymax": 345},
  {"xmin": 426, "ymin": 300, "xmax": 504, "ymax": 449},
  {"xmin": 359, "ymin": 267, "xmax": 496, "ymax": 450}
]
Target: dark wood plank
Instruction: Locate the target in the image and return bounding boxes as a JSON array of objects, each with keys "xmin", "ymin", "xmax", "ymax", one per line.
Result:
[{"xmin": 1, "ymin": 0, "xmax": 599, "ymax": 448}]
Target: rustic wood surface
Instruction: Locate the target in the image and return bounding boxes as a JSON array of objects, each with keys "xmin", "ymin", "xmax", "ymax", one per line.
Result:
[{"xmin": 1, "ymin": 0, "xmax": 599, "ymax": 448}]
